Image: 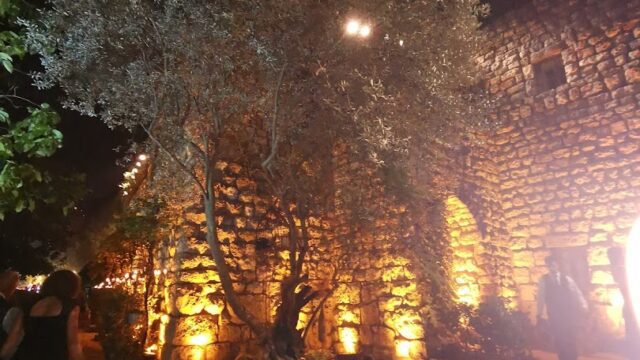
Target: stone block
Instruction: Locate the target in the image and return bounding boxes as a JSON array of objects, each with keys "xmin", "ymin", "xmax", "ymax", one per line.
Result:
[
  {"xmin": 512, "ymin": 250, "xmax": 534, "ymax": 268},
  {"xmin": 625, "ymin": 66, "xmax": 640, "ymax": 83},
  {"xmin": 172, "ymin": 315, "xmax": 217, "ymax": 346},
  {"xmin": 591, "ymin": 270, "xmax": 615, "ymax": 285}
]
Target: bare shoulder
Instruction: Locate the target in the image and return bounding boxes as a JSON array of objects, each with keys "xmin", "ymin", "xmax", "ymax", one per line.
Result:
[{"xmin": 30, "ymin": 296, "xmax": 63, "ymax": 317}]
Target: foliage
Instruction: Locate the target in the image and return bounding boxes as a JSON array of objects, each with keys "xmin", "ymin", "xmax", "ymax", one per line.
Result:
[
  {"xmin": 25, "ymin": 0, "xmax": 491, "ymax": 358},
  {"xmin": 430, "ymin": 297, "xmax": 534, "ymax": 360},
  {"xmin": 92, "ymin": 288, "xmax": 145, "ymax": 360},
  {"xmin": 0, "ymin": 0, "xmax": 84, "ymax": 220}
]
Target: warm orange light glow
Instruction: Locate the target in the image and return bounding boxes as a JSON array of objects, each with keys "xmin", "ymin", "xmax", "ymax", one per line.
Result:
[
  {"xmin": 446, "ymin": 196, "xmax": 483, "ymax": 307},
  {"xmin": 159, "ymin": 323, "xmax": 166, "ymax": 345},
  {"xmin": 205, "ymin": 302, "xmax": 223, "ymax": 316},
  {"xmin": 627, "ymin": 217, "xmax": 640, "ymax": 326},
  {"xmin": 189, "ymin": 346, "xmax": 205, "ymax": 360},
  {"xmin": 188, "ymin": 333, "xmax": 213, "ymax": 346},
  {"xmin": 395, "ymin": 340, "xmax": 411, "ymax": 358},
  {"xmin": 338, "ymin": 327, "xmax": 358, "ymax": 354},
  {"xmin": 340, "ymin": 311, "xmax": 357, "ymax": 324},
  {"xmin": 144, "ymin": 344, "xmax": 158, "ymax": 355}
]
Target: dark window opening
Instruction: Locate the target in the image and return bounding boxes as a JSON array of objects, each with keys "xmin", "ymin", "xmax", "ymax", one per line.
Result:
[{"xmin": 534, "ymin": 55, "xmax": 567, "ymax": 92}]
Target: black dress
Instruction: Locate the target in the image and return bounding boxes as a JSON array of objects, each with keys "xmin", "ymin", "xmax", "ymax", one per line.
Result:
[{"xmin": 16, "ymin": 297, "xmax": 77, "ymax": 360}]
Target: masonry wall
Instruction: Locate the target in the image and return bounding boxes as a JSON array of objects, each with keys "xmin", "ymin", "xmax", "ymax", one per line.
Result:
[
  {"xmin": 144, "ymin": 159, "xmax": 426, "ymax": 360},
  {"xmin": 475, "ymin": 0, "xmax": 640, "ymax": 338}
]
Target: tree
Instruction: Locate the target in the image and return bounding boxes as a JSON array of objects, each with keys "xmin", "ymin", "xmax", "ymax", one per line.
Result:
[
  {"xmin": 0, "ymin": 0, "xmax": 84, "ymax": 220},
  {"xmin": 26, "ymin": 1, "xmax": 489, "ymax": 358}
]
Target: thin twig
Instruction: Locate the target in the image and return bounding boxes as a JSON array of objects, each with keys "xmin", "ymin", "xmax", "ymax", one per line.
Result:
[
  {"xmin": 261, "ymin": 63, "xmax": 287, "ymax": 172},
  {"xmin": 141, "ymin": 124, "xmax": 206, "ymax": 195}
]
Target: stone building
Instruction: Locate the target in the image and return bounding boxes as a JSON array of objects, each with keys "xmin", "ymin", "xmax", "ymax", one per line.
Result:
[
  {"xmin": 138, "ymin": 0, "xmax": 640, "ymax": 358},
  {"xmin": 465, "ymin": 0, "xmax": 640, "ymax": 341}
]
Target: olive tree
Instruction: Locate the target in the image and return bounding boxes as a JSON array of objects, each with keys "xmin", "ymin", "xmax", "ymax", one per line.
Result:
[{"xmin": 25, "ymin": 0, "xmax": 489, "ymax": 358}]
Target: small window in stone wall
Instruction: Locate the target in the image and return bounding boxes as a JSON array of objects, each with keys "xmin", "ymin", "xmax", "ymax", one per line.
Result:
[{"xmin": 534, "ymin": 55, "xmax": 567, "ymax": 92}]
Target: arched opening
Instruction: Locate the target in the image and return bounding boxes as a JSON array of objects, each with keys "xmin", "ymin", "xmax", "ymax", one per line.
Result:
[{"xmin": 444, "ymin": 195, "xmax": 485, "ymax": 306}]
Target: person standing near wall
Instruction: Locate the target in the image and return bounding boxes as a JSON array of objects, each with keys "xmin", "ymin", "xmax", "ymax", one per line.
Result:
[
  {"xmin": 537, "ymin": 255, "xmax": 588, "ymax": 360},
  {"xmin": 608, "ymin": 246, "xmax": 639, "ymax": 359}
]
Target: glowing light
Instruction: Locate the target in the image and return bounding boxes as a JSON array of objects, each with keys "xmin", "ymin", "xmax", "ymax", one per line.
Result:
[
  {"xmin": 359, "ymin": 24, "xmax": 371, "ymax": 37},
  {"xmin": 340, "ymin": 311, "xmax": 357, "ymax": 324},
  {"xmin": 188, "ymin": 334, "xmax": 213, "ymax": 346},
  {"xmin": 399, "ymin": 39, "xmax": 404, "ymax": 47},
  {"xmin": 346, "ymin": 20, "xmax": 360, "ymax": 35},
  {"xmin": 627, "ymin": 217, "xmax": 640, "ymax": 326},
  {"xmin": 138, "ymin": 154, "xmax": 148, "ymax": 161},
  {"xmin": 205, "ymin": 302, "xmax": 223, "ymax": 315},
  {"xmin": 144, "ymin": 344, "xmax": 158, "ymax": 355},
  {"xmin": 395, "ymin": 340, "xmax": 411, "ymax": 358},
  {"xmin": 345, "ymin": 19, "xmax": 372, "ymax": 38},
  {"xmin": 338, "ymin": 327, "xmax": 358, "ymax": 354},
  {"xmin": 135, "ymin": 161, "xmax": 142, "ymax": 167},
  {"xmin": 189, "ymin": 347, "xmax": 205, "ymax": 360},
  {"xmin": 123, "ymin": 191, "xmax": 128, "ymax": 196}
]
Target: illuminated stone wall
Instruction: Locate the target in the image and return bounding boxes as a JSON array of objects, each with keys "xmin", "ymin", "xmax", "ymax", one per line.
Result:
[
  {"xmin": 475, "ymin": 0, "xmax": 640, "ymax": 338},
  {"xmin": 144, "ymin": 160, "xmax": 426, "ymax": 360}
]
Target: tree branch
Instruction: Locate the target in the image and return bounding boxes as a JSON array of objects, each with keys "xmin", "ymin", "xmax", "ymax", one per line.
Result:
[
  {"xmin": 141, "ymin": 124, "xmax": 206, "ymax": 195},
  {"xmin": 203, "ymin": 173, "xmax": 264, "ymax": 336},
  {"xmin": 261, "ymin": 63, "xmax": 287, "ymax": 172}
]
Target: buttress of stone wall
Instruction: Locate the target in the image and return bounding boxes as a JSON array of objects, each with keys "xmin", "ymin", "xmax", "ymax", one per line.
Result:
[
  {"xmin": 145, "ymin": 158, "xmax": 427, "ymax": 360},
  {"xmin": 330, "ymin": 150, "xmax": 426, "ymax": 360},
  {"xmin": 478, "ymin": 0, "xmax": 640, "ymax": 337}
]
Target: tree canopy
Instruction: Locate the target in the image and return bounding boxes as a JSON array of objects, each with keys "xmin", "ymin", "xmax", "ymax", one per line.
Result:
[
  {"xmin": 0, "ymin": 0, "xmax": 84, "ymax": 220},
  {"xmin": 25, "ymin": 0, "xmax": 491, "ymax": 357}
]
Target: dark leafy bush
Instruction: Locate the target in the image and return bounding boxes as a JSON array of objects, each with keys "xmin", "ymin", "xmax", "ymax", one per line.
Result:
[
  {"xmin": 92, "ymin": 289, "xmax": 145, "ymax": 360},
  {"xmin": 429, "ymin": 297, "xmax": 534, "ymax": 360}
]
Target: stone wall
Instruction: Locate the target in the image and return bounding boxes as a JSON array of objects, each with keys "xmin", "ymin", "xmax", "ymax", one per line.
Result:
[
  {"xmin": 474, "ymin": 0, "xmax": 640, "ymax": 338},
  {"xmin": 144, "ymin": 159, "xmax": 426, "ymax": 360}
]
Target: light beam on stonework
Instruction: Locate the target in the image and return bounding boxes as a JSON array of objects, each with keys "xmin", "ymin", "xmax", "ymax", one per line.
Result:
[
  {"xmin": 627, "ymin": 217, "xmax": 640, "ymax": 325},
  {"xmin": 338, "ymin": 327, "xmax": 358, "ymax": 354},
  {"xmin": 395, "ymin": 340, "xmax": 411, "ymax": 358}
]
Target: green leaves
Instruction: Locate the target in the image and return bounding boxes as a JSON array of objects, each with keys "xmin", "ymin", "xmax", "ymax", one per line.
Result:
[
  {"xmin": 0, "ymin": 0, "xmax": 19, "ymax": 19},
  {"xmin": 10, "ymin": 104, "xmax": 62, "ymax": 157},
  {"xmin": 0, "ymin": 103, "xmax": 76, "ymax": 219},
  {"xmin": 0, "ymin": 1, "xmax": 85, "ymax": 221}
]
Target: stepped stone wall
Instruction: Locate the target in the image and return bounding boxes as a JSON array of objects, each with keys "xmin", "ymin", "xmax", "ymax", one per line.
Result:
[
  {"xmin": 145, "ymin": 160, "xmax": 426, "ymax": 360},
  {"xmin": 472, "ymin": 0, "xmax": 640, "ymax": 338}
]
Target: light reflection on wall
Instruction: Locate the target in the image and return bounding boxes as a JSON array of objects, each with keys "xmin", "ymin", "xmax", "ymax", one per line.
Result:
[
  {"xmin": 338, "ymin": 327, "xmax": 358, "ymax": 354},
  {"xmin": 445, "ymin": 196, "xmax": 483, "ymax": 307},
  {"xmin": 626, "ymin": 217, "xmax": 640, "ymax": 326}
]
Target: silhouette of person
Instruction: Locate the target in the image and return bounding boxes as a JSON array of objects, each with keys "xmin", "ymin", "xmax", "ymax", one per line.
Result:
[{"xmin": 537, "ymin": 255, "xmax": 588, "ymax": 360}]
